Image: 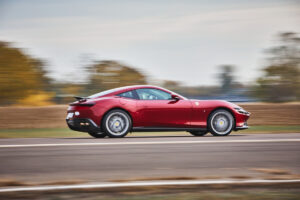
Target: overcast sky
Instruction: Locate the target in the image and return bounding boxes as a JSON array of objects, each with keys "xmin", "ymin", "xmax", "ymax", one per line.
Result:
[{"xmin": 0, "ymin": 0, "xmax": 299, "ymax": 86}]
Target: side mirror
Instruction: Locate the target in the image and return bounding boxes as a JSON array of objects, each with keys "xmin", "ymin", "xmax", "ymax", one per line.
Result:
[{"xmin": 171, "ymin": 94, "xmax": 180, "ymax": 101}]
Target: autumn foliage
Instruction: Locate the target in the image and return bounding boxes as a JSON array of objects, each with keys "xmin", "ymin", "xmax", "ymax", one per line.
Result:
[{"xmin": 0, "ymin": 42, "xmax": 53, "ymax": 105}]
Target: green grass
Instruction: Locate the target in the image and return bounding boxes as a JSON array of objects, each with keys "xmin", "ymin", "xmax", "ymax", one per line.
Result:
[
  {"xmin": 91, "ymin": 190, "xmax": 300, "ymax": 200},
  {"xmin": 242, "ymin": 125, "xmax": 300, "ymax": 133},
  {"xmin": 1, "ymin": 188, "xmax": 300, "ymax": 200},
  {"xmin": 0, "ymin": 125, "xmax": 299, "ymax": 138}
]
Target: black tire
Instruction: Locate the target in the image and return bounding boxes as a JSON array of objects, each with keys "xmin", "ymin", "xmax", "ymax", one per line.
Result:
[
  {"xmin": 88, "ymin": 131, "xmax": 107, "ymax": 138},
  {"xmin": 189, "ymin": 131, "xmax": 208, "ymax": 136},
  {"xmin": 102, "ymin": 109, "xmax": 132, "ymax": 138},
  {"xmin": 208, "ymin": 109, "xmax": 234, "ymax": 136}
]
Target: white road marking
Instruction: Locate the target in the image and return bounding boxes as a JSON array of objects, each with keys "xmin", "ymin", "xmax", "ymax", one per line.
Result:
[
  {"xmin": 0, "ymin": 139, "xmax": 300, "ymax": 148},
  {"xmin": 0, "ymin": 179, "xmax": 299, "ymax": 193}
]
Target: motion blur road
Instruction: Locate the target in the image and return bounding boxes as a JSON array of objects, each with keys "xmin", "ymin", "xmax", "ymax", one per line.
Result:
[{"xmin": 0, "ymin": 133, "xmax": 299, "ymax": 183}]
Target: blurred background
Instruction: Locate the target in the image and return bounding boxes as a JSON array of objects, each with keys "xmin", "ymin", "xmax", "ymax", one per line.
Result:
[
  {"xmin": 0, "ymin": 0, "xmax": 299, "ymax": 133},
  {"xmin": 0, "ymin": 0, "xmax": 299, "ymax": 105},
  {"xmin": 0, "ymin": 1, "xmax": 300, "ymax": 199}
]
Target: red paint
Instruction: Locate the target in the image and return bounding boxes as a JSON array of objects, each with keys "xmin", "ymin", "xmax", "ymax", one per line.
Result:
[{"xmin": 67, "ymin": 85, "xmax": 250, "ymax": 130}]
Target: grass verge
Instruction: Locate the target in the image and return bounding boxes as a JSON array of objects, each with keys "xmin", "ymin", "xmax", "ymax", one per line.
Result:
[
  {"xmin": 0, "ymin": 125, "xmax": 299, "ymax": 138},
  {"xmin": 242, "ymin": 125, "xmax": 300, "ymax": 133},
  {"xmin": 0, "ymin": 184, "xmax": 300, "ymax": 200}
]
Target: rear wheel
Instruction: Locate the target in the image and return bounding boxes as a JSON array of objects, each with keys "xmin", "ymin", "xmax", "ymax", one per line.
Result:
[
  {"xmin": 102, "ymin": 109, "xmax": 132, "ymax": 138},
  {"xmin": 189, "ymin": 131, "xmax": 208, "ymax": 136},
  {"xmin": 88, "ymin": 131, "xmax": 107, "ymax": 138},
  {"xmin": 208, "ymin": 109, "xmax": 234, "ymax": 136}
]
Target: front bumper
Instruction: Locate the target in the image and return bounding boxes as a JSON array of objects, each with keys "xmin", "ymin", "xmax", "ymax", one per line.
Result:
[
  {"xmin": 66, "ymin": 118, "xmax": 101, "ymax": 133},
  {"xmin": 235, "ymin": 122, "xmax": 249, "ymax": 131}
]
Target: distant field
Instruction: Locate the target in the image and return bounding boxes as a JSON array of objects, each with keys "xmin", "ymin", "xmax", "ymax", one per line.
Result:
[
  {"xmin": 0, "ymin": 126, "xmax": 299, "ymax": 138},
  {"xmin": 240, "ymin": 103, "xmax": 300, "ymax": 126}
]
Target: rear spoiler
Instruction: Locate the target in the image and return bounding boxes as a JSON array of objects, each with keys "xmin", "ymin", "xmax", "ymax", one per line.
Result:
[
  {"xmin": 70, "ymin": 96, "xmax": 95, "ymax": 106},
  {"xmin": 74, "ymin": 96, "xmax": 89, "ymax": 101}
]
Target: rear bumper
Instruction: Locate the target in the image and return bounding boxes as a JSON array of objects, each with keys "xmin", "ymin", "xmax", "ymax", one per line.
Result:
[{"xmin": 66, "ymin": 118, "xmax": 101, "ymax": 133}]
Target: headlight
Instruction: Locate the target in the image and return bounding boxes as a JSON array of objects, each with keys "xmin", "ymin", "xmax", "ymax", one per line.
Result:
[
  {"xmin": 234, "ymin": 107, "xmax": 249, "ymax": 115},
  {"xmin": 74, "ymin": 111, "xmax": 80, "ymax": 116}
]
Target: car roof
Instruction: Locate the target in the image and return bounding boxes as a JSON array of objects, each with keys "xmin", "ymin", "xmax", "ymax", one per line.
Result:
[
  {"xmin": 89, "ymin": 85, "xmax": 187, "ymax": 100},
  {"xmin": 108, "ymin": 85, "xmax": 165, "ymax": 94},
  {"xmin": 88, "ymin": 85, "xmax": 167, "ymax": 98}
]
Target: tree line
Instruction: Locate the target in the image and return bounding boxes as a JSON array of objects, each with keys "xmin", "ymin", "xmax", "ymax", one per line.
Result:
[{"xmin": 0, "ymin": 32, "xmax": 299, "ymax": 105}]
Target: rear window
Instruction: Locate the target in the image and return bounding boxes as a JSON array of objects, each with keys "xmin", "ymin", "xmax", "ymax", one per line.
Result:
[
  {"xmin": 88, "ymin": 87, "xmax": 124, "ymax": 98},
  {"xmin": 117, "ymin": 90, "xmax": 138, "ymax": 99}
]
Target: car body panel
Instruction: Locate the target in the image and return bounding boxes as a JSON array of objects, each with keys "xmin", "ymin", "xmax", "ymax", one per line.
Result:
[
  {"xmin": 66, "ymin": 85, "xmax": 250, "ymax": 133},
  {"xmin": 136, "ymin": 99, "xmax": 192, "ymax": 127}
]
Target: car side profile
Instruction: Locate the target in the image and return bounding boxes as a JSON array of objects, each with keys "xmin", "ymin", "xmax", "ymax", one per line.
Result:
[{"xmin": 66, "ymin": 85, "xmax": 250, "ymax": 138}]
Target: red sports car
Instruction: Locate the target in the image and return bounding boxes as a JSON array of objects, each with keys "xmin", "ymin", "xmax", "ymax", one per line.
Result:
[{"xmin": 66, "ymin": 85, "xmax": 250, "ymax": 138}]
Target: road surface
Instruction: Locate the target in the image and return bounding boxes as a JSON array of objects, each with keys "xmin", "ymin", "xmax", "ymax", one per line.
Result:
[{"xmin": 0, "ymin": 133, "xmax": 299, "ymax": 183}]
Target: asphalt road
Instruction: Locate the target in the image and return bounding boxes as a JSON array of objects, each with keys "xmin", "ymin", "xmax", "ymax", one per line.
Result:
[{"xmin": 0, "ymin": 133, "xmax": 299, "ymax": 183}]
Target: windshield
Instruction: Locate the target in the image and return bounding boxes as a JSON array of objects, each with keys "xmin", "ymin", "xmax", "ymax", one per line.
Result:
[{"xmin": 159, "ymin": 87, "xmax": 187, "ymax": 100}]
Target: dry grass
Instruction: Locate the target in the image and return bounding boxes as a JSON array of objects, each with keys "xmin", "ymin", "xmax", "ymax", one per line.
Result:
[
  {"xmin": 229, "ymin": 175, "xmax": 252, "ymax": 179},
  {"xmin": 0, "ymin": 105, "xmax": 67, "ymax": 129},
  {"xmin": 0, "ymin": 178, "xmax": 86, "ymax": 187},
  {"xmin": 263, "ymin": 174, "xmax": 300, "ymax": 180},
  {"xmin": 0, "ymin": 179, "xmax": 28, "ymax": 187},
  {"xmin": 39, "ymin": 180, "xmax": 86, "ymax": 186},
  {"xmin": 250, "ymin": 168, "xmax": 291, "ymax": 175},
  {"xmin": 111, "ymin": 176, "xmax": 198, "ymax": 182},
  {"xmin": 241, "ymin": 103, "xmax": 300, "ymax": 126}
]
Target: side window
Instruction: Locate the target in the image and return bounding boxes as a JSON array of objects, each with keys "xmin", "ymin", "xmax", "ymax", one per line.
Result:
[
  {"xmin": 117, "ymin": 90, "xmax": 137, "ymax": 99},
  {"xmin": 136, "ymin": 88, "xmax": 172, "ymax": 100}
]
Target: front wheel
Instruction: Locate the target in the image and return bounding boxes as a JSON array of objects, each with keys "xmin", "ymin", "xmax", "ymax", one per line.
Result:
[
  {"xmin": 208, "ymin": 109, "xmax": 234, "ymax": 136},
  {"xmin": 102, "ymin": 109, "xmax": 132, "ymax": 138},
  {"xmin": 189, "ymin": 131, "xmax": 208, "ymax": 136}
]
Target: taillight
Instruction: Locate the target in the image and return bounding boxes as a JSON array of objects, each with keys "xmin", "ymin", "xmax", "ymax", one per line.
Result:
[{"xmin": 69, "ymin": 102, "xmax": 95, "ymax": 107}]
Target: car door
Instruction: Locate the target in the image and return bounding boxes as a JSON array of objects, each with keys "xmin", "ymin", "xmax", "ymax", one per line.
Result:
[{"xmin": 135, "ymin": 88, "xmax": 192, "ymax": 127}]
